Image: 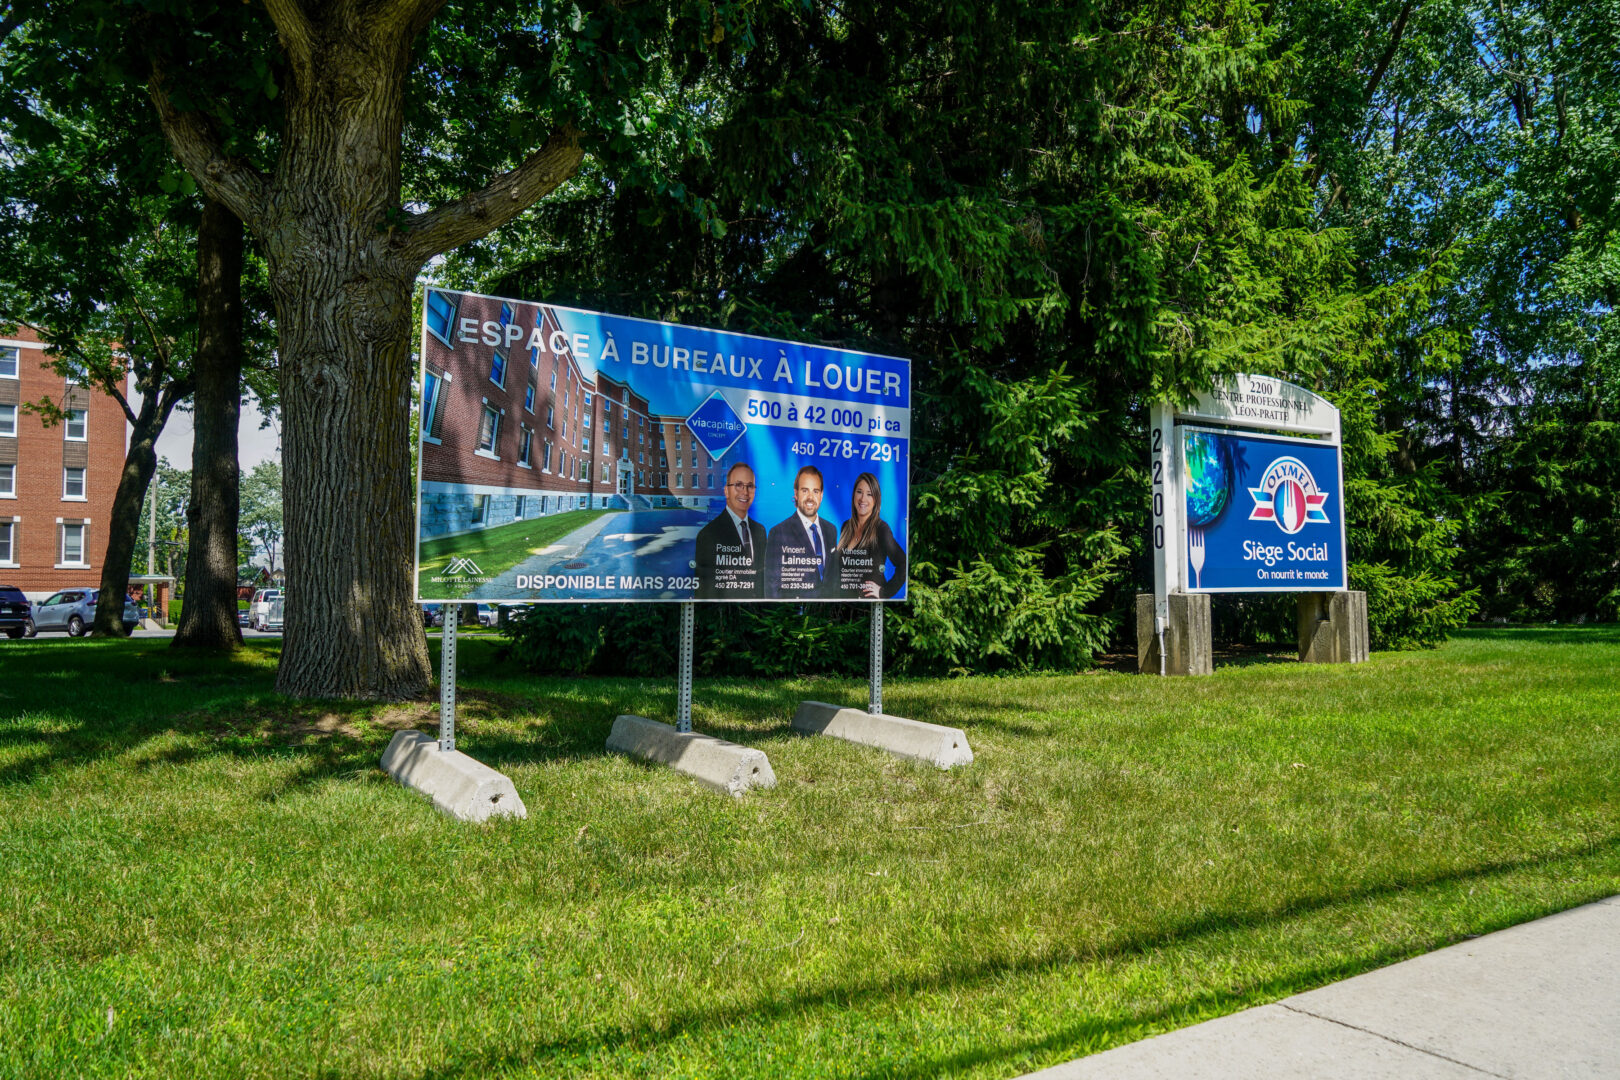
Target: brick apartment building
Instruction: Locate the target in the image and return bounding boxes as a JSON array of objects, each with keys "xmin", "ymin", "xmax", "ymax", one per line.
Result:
[
  {"xmin": 419, "ymin": 290, "xmax": 726, "ymax": 538},
  {"xmin": 0, "ymin": 325, "xmax": 128, "ymax": 600}
]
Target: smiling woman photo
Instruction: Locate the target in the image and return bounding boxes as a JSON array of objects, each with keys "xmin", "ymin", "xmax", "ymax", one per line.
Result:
[{"xmin": 833, "ymin": 472, "xmax": 906, "ymax": 599}]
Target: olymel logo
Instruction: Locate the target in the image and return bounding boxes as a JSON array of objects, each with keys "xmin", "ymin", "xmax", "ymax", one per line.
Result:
[
  {"xmin": 442, "ymin": 557, "xmax": 484, "ymax": 577},
  {"xmin": 1248, "ymin": 456, "xmax": 1330, "ymax": 535}
]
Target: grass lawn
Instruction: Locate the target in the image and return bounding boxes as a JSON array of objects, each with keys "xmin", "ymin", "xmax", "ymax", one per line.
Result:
[
  {"xmin": 417, "ymin": 509, "xmax": 612, "ymax": 599},
  {"xmin": 1, "ymin": 628, "xmax": 1617, "ymax": 1078}
]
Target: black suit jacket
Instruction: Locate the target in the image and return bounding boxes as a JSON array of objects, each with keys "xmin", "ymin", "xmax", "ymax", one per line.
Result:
[
  {"xmin": 694, "ymin": 512, "xmax": 768, "ymax": 599},
  {"xmin": 764, "ymin": 514, "xmax": 838, "ymax": 599}
]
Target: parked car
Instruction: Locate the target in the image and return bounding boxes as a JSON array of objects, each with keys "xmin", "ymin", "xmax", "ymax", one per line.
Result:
[
  {"xmin": 263, "ymin": 596, "xmax": 284, "ymax": 633},
  {"xmin": 247, "ymin": 588, "xmax": 282, "ymax": 631},
  {"xmin": 0, "ymin": 585, "xmax": 33, "ymax": 639},
  {"xmin": 28, "ymin": 589, "xmax": 140, "ymax": 636},
  {"xmin": 427, "ymin": 603, "xmax": 495, "ymax": 628}
]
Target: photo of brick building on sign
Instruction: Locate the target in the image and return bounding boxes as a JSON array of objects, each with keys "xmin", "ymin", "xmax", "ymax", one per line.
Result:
[{"xmin": 418, "ymin": 290, "xmax": 725, "ymax": 540}]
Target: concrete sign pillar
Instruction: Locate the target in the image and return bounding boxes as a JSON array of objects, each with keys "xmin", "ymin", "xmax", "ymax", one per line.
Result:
[
  {"xmin": 1136, "ymin": 592, "xmax": 1213, "ymax": 676},
  {"xmin": 1298, "ymin": 591, "xmax": 1370, "ymax": 664}
]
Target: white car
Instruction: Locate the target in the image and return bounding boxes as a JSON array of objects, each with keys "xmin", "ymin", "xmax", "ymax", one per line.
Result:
[{"xmin": 247, "ymin": 588, "xmax": 282, "ymax": 631}]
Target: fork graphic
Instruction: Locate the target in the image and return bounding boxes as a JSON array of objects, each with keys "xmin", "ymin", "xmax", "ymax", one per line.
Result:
[{"xmin": 1188, "ymin": 528, "xmax": 1206, "ymax": 589}]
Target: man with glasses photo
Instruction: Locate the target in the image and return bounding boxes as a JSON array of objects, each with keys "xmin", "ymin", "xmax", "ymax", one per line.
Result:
[{"xmin": 694, "ymin": 462, "xmax": 768, "ymax": 598}]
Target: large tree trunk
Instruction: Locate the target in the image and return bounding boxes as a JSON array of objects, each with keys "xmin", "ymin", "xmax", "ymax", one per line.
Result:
[
  {"xmin": 149, "ymin": 5, "xmax": 580, "ymax": 698},
  {"xmin": 174, "ymin": 198, "xmax": 246, "ymax": 649},
  {"xmin": 93, "ymin": 406, "xmax": 172, "ymax": 635},
  {"xmin": 263, "ymin": 31, "xmax": 430, "ymax": 699}
]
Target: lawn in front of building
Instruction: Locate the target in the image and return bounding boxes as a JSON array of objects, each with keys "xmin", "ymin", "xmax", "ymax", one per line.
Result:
[
  {"xmin": 417, "ymin": 508, "xmax": 611, "ymax": 599},
  {"xmin": 1, "ymin": 627, "xmax": 1617, "ymax": 1078}
]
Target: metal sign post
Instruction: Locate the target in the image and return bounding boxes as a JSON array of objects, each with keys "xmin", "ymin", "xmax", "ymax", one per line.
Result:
[
  {"xmin": 868, "ymin": 603, "xmax": 884, "ymax": 715},
  {"xmin": 676, "ymin": 601, "xmax": 694, "ymax": 733},
  {"xmin": 439, "ymin": 606, "xmax": 458, "ymax": 752}
]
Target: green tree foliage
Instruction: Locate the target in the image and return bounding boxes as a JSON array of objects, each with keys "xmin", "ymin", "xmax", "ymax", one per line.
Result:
[
  {"xmin": 239, "ymin": 462, "xmax": 284, "ymax": 581},
  {"xmin": 1308, "ymin": 0, "xmax": 1620, "ymax": 623},
  {"xmin": 470, "ymin": 0, "xmax": 1481, "ymax": 672}
]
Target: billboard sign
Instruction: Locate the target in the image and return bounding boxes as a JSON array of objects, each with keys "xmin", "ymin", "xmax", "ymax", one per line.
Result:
[
  {"xmin": 415, "ymin": 288, "xmax": 910, "ymax": 603},
  {"xmin": 1180, "ymin": 426, "xmax": 1347, "ymax": 592}
]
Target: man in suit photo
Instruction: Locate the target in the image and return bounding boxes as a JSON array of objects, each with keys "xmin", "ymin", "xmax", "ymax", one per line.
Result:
[
  {"xmin": 694, "ymin": 462, "xmax": 769, "ymax": 598},
  {"xmin": 764, "ymin": 465, "xmax": 838, "ymax": 599}
]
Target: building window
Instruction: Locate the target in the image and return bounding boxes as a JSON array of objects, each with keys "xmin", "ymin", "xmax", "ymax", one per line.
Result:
[
  {"xmin": 524, "ymin": 382, "xmax": 535, "ymax": 412},
  {"xmin": 580, "ymin": 460, "xmax": 588, "ymax": 481},
  {"xmin": 0, "ymin": 346, "xmax": 18, "ymax": 378},
  {"xmin": 477, "ymin": 406, "xmax": 500, "ymax": 454},
  {"xmin": 515, "ymin": 494, "xmax": 526, "ymax": 518},
  {"xmin": 676, "ymin": 438, "xmax": 683, "ymax": 451},
  {"xmin": 622, "ymin": 425, "xmax": 629, "ymax": 440},
  {"xmin": 706, "ymin": 474, "xmax": 713, "ymax": 489},
  {"xmin": 63, "ymin": 467, "xmax": 86, "ymax": 499},
  {"xmin": 490, "ymin": 348, "xmax": 508, "ymax": 388},
  {"xmin": 60, "ymin": 522, "xmax": 86, "ymax": 565},
  {"xmin": 542, "ymin": 442, "xmax": 552, "ymax": 471},
  {"xmin": 549, "ymin": 369, "xmax": 557, "ymax": 390},
  {"xmin": 563, "ymin": 390, "xmax": 569, "ymax": 410},
  {"xmin": 584, "ymin": 392, "xmax": 592, "ymax": 407},
  {"xmin": 65, "ymin": 409, "xmax": 87, "ymax": 441},
  {"xmin": 545, "ymin": 405, "xmax": 554, "ymax": 429},
  {"xmin": 0, "ymin": 404, "xmax": 14, "ymax": 437},
  {"xmin": 603, "ymin": 442, "xmax": 612, "ymax": 459},
  {"xmin": 690, "ymin": 473, "xmax": 698, "ymax": 489},
  {"xmin": 582, "ymin": 436, "xmax": 591, "ymax": 454},
  {"xmin": 421, "ymin": 371, "xmax": 441, "ymax": 435},
  {"xmin": 674, "ymin": 473, "xmax": 684, "ymax": 489},
  {"xmin": 660, "ymin": 455, "xmax": 668, "ymax": 468},
  {"xmin": 471, "ymin": 495, "xmax": 487, "ymax": 524},
  {"xmin": 636, "ymin": 470, "xmax": 643, "ymax": 484},
  {"xmin": 519, "ymin": 428, "xmax": 533, "ymax": 465},
  {"xmin": 583, "ymin": 414, "xmax": 591, "ymax": 430},
  {"xmin": 0, "ymin": 464, "xmax": 13, "ymax": 497},
  {"xmin": 562, "ymin": 421, "xmax": 569, "ymax": 440},
  {"xmin": 425, "ymin": 291, "xmax": 458, "ymax": 346},
  {"xmin": 0, "ymin": 520, "xmax": 12, "ymax": 564},
  {"xmin": 604, "ymin": 399, "xmax": 613, "ymax": 415},
  {"xmin": 659, "ymin": 436, "xmax": 665, "ymax": 449},
  {"xmin": 562, "ymin": 451, "xmax": 569, "ymax": 476}
]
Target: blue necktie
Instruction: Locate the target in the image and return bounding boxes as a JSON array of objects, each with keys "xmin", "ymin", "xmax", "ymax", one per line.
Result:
[{"xmin": 809, "ymin": 522, "xmax": 823, "ymax": 580}]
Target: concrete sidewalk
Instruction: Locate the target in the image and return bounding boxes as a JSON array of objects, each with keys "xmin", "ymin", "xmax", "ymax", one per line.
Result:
[{"xmin": 1023, "ymin": 896, "xmax": 1620, "ymax": 1079}]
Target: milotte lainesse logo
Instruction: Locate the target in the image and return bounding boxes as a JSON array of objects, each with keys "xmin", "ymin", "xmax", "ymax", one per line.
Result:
[
  {"xmin": 431, "ymin": 556, "xmax": 492, "ymax": 584},
  {"xmin": 1248, "ymin": 456, "xmax": 1331, "ymax": 535}
]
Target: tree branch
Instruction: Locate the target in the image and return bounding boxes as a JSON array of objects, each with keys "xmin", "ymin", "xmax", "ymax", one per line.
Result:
[
  {"xmin": 260, "ymin": 0, "xmax": 315, "ymax": 85},
  {"xmin": 397, "ymin": 127, "xmax": 584, "ymax": 264},
  {"xmin": 146, "ymin": 67, "xmax": 270, "ymax": 227}
]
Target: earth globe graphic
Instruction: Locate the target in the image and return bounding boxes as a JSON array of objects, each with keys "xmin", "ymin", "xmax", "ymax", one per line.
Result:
[{"xmin": 1183, "ymin": 431, "xmax": 1234, "ymax": 527}]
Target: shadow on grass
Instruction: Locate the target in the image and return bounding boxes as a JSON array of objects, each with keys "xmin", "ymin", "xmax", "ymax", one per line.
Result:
[
  {"xmin": 1454, "ymin": 625, "xmax": 1620, "ymax": 647},
  {"xmin": 0, "ymin": 639, "xmax": 416, "ymax": 790},
  {"xmin": 411, "ymin": 834, "xmax": 1620, "ymax": 1080}
]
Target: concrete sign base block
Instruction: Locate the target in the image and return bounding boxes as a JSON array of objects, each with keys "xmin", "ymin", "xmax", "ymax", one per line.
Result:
[
  {"xmin": 606, "ymin": 714, "xmax": 776, "ymax": 797},
  {"xmin": 793, "ymin": 701, "xmax": 973, "ymax": 769},
  {"xmin": 1136, "ymin": 592, "xmax": 1214, "ymax": 675},
  {"xmin": 1298, "ymin": 590, "xmax": 1370, "ymax": 663},
  {"xmin": 381, "ymin": 730, "xmax": 528, "ymax": 823}
]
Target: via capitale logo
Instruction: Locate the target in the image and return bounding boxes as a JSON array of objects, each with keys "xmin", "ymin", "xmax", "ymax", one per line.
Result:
[{"xmin": 1247, "ymin": 457, "xmax": 1330, "ymax": 535}]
